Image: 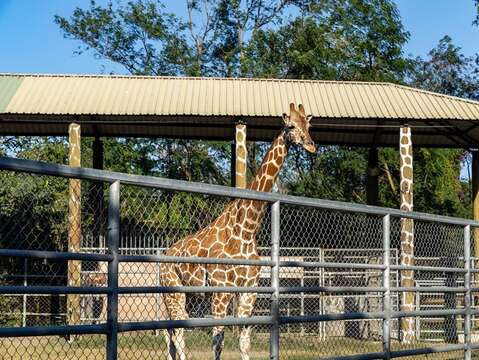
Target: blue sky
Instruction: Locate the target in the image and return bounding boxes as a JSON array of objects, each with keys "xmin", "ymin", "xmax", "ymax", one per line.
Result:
[{"xmin": 0, "ymin": 0, "xmax": 477, "ymax": 75}]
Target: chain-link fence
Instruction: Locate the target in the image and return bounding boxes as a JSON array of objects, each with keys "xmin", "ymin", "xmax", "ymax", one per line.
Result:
[{"xmin": 0, "ymin": 156, "xmax": 478, "ymax": 359}]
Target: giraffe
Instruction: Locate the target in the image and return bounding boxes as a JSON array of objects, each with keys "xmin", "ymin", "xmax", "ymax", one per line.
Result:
[{"xmin": 159, "ymin": 103, "xmax": 316, "ymax": 360}]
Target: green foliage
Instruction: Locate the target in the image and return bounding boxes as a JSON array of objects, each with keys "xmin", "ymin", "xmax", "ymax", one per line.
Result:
[
  {"xmin": 246, "ymin": 0, "xmax": 410, "ymax": 81},
  {"xmin": 54, "ymin": 1, "xmax": 191, "ymax": 75},
  {"xmin": 285, "ymin": 147, "xmax": 368, "ymax": 203},
  {"xmin": 0, "ymin": 170, "xmax": 68, "ymax": 252},
  {"xmin": 407, "ymin": 35, "xmax": 479, "ymax": 100},
  {"xmin": 474, "ymin": 0, "xmax": 479, "ymax": 26}
]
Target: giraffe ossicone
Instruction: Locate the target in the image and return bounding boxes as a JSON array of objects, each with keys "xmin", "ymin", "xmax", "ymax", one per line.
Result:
[{"xmin": 159, "ymin": 103, "xmax": 315, "ymax": 360}]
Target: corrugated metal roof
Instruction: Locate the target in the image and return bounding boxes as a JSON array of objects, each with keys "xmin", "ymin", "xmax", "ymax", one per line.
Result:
[
  {"xmin": 1, "ymin": 73, "xmax": 478, "ymax": 119},
  {"xmin": 1, "ymin": 73, "xmax": 479, "ymax": 148}
]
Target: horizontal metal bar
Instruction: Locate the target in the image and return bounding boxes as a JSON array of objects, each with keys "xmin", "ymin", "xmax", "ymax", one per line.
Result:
[
  {"xmin": 118, "ymin": 286, "xmax": 274, "ymax": 294},
  {"xmin": 319, "ymin": 352, "xmax": 386, "ymax": 360},
  {"xmin": 0, "ymin": 286, "xmax": 110, "ymax": 295},
  {"xmin": 279, "ymin": 286, "xmax": 386, "ymax": 293},
  {"xmin": 391, "ymin": 308, "xmax": 466, "ymax": 318},
  {"xmin": 279, "ymin": 260, "xmax": 386, "ymax": 270},
  {"xmin": 118, "ymin": 254, "xmax": 273, "ymax": 266},
  {"xmin": 0, "ymin": 249, "xmax": 465, "ymax": 274},
  {"xmin": 0, "ymin": 248, "xmax": 112, "ymax": 262},
  {"xmin": 0, "ymin": 324, "xmax": 107, "ymax": 338},
  {"xmin": 117, "ymin": 316, "xmax": 273, "ymax": 332},
  {"xmin": 391, "ymin": 286, "xmax": 467, "ymax": 293},
  {"xmin": 2, "ymin": 156, "xmax": 478, "ymax": 227},
  {"xmin": 390, "ymin": 264, "xmax": 467, "ymax": 273},
  {"xmin": 390, "ymin": 344, "xmax": 466, "ymax": 358},
  {"xmin": 280, "ymin": 312, "xmax": 386, "ymax": 323},
  {"xmin": 280, "ymin": 308, "xmax": 467, "ymax": 325}
]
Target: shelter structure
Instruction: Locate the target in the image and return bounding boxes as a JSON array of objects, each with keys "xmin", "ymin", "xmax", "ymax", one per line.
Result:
[{"xmin": 1, "ymin": 73, "xmax": 479, "ymax": 343}]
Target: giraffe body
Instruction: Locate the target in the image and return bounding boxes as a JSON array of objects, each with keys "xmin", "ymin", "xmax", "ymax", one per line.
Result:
[{"xmin": 160, "ymin": 103, "xmax": 315, "ymax": 359}]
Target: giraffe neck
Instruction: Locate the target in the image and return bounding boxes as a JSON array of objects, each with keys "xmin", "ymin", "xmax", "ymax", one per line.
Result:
[
  {"xmin": 225, "ymin": 131, "xmax": 288, "ymax": 252},
  {"xmin": 247, "ymin": 131, "xmax": 288, "ymax": 192}
]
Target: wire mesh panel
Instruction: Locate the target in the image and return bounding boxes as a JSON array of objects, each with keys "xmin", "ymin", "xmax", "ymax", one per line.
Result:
[
  {"xmin": 278, "ymin": 205, "xmax": 386, "ymax": 358},
  {"xmin": 389, "ymin": 217, "xmax": 466, "ymax": 358},
  {"xmin": 0, "ymin": 172, "xmax": 109, "ymax": 359},
  {"xmin": 0, "ymin": 335, "xmax": 106, "ymax": 360}
]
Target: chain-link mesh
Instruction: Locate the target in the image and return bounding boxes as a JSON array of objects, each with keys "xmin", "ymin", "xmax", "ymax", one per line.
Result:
[{"xmin": 0, "ymin": 169, "xmax": 475, "ymax": 359}]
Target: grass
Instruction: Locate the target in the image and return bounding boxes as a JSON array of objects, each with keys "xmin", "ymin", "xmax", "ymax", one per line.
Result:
[{"xmin": 0, "ymin": 330, "xmax": 468, "ymax": 360}]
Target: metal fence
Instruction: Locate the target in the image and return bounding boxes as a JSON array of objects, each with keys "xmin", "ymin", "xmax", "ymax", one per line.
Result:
[{"xmin": 1, "ymin": 156, "xmax": 479, "ymax": 359}]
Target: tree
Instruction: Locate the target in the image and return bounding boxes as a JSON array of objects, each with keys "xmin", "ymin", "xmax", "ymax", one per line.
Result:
[
  {"xmin": 246, "ymin": 0, "xmax": 410, "ymax": 81},
  {"xmin": 55, "ymin": 1, "xmax": 192, "ymax": 76},
  {"xmin": 55, "ymin": 0, "xmax": 294, "ymax": 77},
  {"xmin": 408, "ymin": 35, "xmax": 479, "ymax": 100},
  {"xmin": 474, "ymin": 0, "xmax": 479, "ymax": 26},
  {"xmin": 406, "ymin": 36, "xmax": 479, "ymax": 217},
  {"xmin": 244, "ymin": 0, "xmax": 411, "ymax": 208}
]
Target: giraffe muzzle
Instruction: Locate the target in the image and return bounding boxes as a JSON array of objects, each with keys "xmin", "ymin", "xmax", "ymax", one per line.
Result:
[{"xmin": 304, "ymin": 142, "xmax": 316, "ymax": 153}]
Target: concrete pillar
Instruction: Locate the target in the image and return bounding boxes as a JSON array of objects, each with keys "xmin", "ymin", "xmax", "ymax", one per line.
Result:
[
  {"xmin": 235, "ymin": 123, "xmax": 247, "ymax": 189},
  {"xmin": 67, "ymin": 123, "xmax": 81, "ymax": 329},
  {"xmin": 399, "ymin": 126, "xmax": 415, "ymax": 344},
  {"xmin": 366, "ymin": 147, "xmax": 379, "ymax": 206}
]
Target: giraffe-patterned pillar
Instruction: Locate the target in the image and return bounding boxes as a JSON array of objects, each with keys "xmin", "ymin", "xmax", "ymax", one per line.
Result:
[
  {"xmin": 67, "ymin": 123, "xmax": 81, "ymax": 328},
  {"xmin": 235, "ymin": 123, "xmax": 247, "ymax": 189},
  {"xmin": 399, "ymin": 126, "xmax": 415, "ymax": 343}
]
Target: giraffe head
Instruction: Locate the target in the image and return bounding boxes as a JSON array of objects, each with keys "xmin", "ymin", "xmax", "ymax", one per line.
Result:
[{"xmin": 282, "ymin": 103, "xmax": 316, "ymax": 153}]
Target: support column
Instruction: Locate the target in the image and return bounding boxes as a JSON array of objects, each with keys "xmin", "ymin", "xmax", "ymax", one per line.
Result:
[
  {"xmin": 235, "ymin": 123, "xmax": 247, "ymax": 189},
  {"xmin": 93, "ymin": 136, "xmax": 104, "ymax": 170},
  {"xmin": 399, "ymin": 126, "xmax": 415, "ymax": 344},
  {"xmin": 67, "ymin": 123, "xmax": 81, "ymax": 329},
  {"xmin": 473, "ymin": 152, "xmax": 479, "ymax": 263},
  {"xmin": 366, "ymin": 147, "xmax": 379, "ymax": 206},
  {"xmin": 472, "ymin": 151, "xmax": 479, "ymax": 310},
  {"xmin": 91, "ymin": 136, "xmax": 104, "ymax": 250}
]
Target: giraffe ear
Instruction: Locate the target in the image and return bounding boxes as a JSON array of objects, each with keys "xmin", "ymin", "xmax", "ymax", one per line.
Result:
[{"xmin": 306, "ymin": 114, "xmax": 313, "ymax": 123}]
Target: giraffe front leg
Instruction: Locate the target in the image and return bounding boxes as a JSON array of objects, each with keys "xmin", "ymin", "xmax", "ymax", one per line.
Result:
[
  {"xmin": 211, "ymin": 293, "xmax": 233, "ymax": 360},
  {"xmin": 237, "ymin": 292, "xmax": 257, "ymax": 360},
  {"xmin": 163, "ymin": 292, "xmax": 188, "ymax": 360}
]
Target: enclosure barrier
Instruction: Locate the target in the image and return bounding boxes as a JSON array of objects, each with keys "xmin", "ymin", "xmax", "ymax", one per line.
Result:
[{"xmin": 0, "ymin": 156, "xmax": 479, "ymax": 359}]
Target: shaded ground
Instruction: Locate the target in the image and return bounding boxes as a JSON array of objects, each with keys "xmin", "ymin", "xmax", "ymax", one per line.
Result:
[{"xmin": 0, "ymin": 330, "xmax": 471, "ymax": 359}]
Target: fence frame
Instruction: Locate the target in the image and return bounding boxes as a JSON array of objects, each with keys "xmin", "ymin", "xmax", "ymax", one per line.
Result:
[{"xmin": 1, "ymin": 156, "xmax": 479, "ymax": 359}]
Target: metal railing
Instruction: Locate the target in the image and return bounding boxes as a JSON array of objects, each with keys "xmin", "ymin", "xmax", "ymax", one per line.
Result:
[{"xmin": 0, "ymin": 156, "xmax": 478, "ymax": 359}]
